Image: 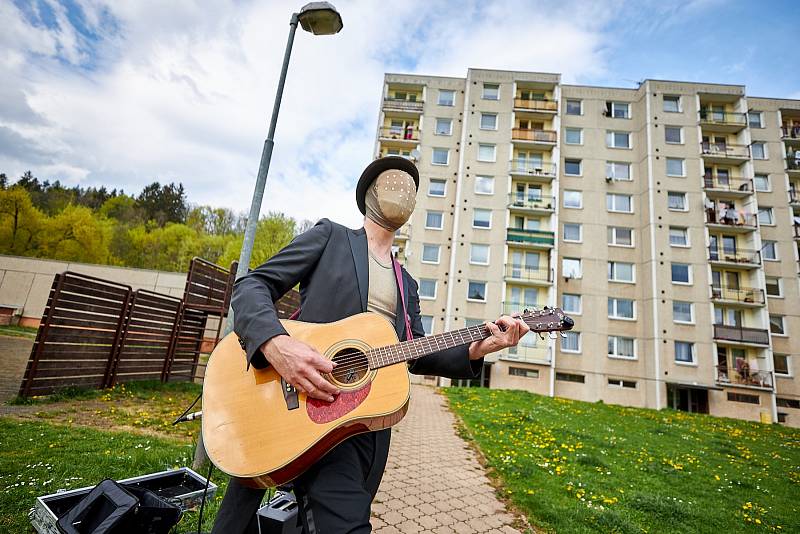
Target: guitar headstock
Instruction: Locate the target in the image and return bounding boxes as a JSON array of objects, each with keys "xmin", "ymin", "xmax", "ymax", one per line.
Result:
[{"xmin": 515, "ymin": 307, "xmax": 574, "ymax": 333}]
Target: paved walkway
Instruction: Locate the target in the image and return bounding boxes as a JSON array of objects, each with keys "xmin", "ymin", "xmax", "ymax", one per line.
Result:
[
  {"xmin": 372, "ymin": 385, "xmax": 524, "ymax": 534},
  {"xmin": 0, "ymin": 335, "xmax": 33, "ymax": 402}
]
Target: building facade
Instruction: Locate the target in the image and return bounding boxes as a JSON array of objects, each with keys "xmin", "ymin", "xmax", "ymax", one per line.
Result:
[{"xmin": 375, "ymin": 68, "xmax": 800, "ymax": 427}]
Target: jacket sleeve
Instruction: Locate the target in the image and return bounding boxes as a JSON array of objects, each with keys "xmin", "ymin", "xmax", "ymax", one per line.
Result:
[
  {"xmin": 405, "ymin": 275, "xmax": 483, "ymax": 379},
  {"xmin": 231, "ymin": 218, "xmax": 333, "ymax": 369}
]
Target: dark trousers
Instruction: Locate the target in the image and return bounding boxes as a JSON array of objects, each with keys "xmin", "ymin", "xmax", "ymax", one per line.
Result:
[{"xmin": 212, "ymin": 430, "xmax": 390, "ymax": 534}]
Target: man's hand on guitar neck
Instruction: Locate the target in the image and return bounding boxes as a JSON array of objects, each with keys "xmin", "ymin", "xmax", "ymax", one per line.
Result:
[
  {"xmin": 261, "ymin": 335, "xmax": 340, "ymax": 402},
  {"xmin": 468, "ymin": 314, "xmax": 530, "ymax": 360}
]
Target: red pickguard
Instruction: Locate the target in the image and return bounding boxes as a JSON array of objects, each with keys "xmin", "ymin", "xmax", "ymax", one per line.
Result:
[{"xmin": 306, "ymin": 382, "xmax": 371, "ymax": 424}]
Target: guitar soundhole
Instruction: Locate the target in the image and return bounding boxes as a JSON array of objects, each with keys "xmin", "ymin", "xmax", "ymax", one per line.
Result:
[{"xmin": 330, "ymin": 348, "xmax": 369, "ymax": 386}]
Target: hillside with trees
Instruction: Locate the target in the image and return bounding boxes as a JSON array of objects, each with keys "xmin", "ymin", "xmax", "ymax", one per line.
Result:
[{"xmin": 0, "ymin": 171, "xmax": 301, "ymax": 272}]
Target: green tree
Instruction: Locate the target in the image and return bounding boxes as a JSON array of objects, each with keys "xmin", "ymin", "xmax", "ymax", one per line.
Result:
[
  {"xmin": 39, "ymin": 205, "xmax": 113, "ymax": 263},
  {"xmin": 0, "ymin": 173, "xmax": 8, "ymax": 189},
  {"xmin": 0, "ymin": 186, "xmax": 44, "ymax": 255},
  {"xmin": 218, "ymin": 213, "xmax": 296, "ymax": 268},
  {"xmin": 137, "ymin": 182, "xmax": 188, "ymax": 226}
]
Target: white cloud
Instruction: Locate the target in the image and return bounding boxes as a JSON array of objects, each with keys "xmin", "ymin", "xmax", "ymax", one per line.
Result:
[{"xmin": 1, "ymin": 0, "xmax": 611, "ymax": 228}]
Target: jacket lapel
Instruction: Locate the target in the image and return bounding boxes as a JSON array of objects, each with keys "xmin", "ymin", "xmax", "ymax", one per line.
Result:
[
  {"xmin": 347, "ymin": 228, "xmax": 369, "ymax": 312},
  {"xmin": 393, "ymin": 269, "xmax": 408, "ymax": 340}
]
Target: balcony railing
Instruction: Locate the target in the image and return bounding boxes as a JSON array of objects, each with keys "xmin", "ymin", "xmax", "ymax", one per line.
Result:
[
  {"xmin": 701, "ymin": 143, "xmax": 750, "ymax": 158},
  {"xmin": 506, "ymin": 228, "xmax": 555, "ymax": 247},
  {"xmin": 713, "ymin": 324, "xmax": 770, "ymax": 345},
  {"xmin": 508, "ymin": 194, "xmax": 556, "ymax": 211},
  {"xmin": 715, "ymin": 365, "xmax": 773, "ymax": 389},
  {"xmin": 703, "ymin": 176, "xmax": 752, "ymax": 193},
  {"xmin": 503, "ymin": 301, "xmax": 546, "ymax": 316},
  {"xmin": 504, "ymin": 264, "xmax": 553, "ymax": 282},
  {"xmin": 513, "ymin": 98, "xmax": 558, "ymax": 112},
  {"xmin": 382, "ymin": 98, "xmax": 423, "ymax": 112},
  {"xmin": 781, "ymin": 124, "xmax": 800, "ymax": 139},
  {"xmin": 378, "ymin": 127, "xmax": 419, "ymax": 141},
  {"xmin": 509, "ymin": 162, "xmax": 557, "ymax": 177},
  {"xmin": 512, "ymin": 128, "xmax": 557, "ymax": 143},
  {"xmin": 699, "ymin": 109, "xmax": 747, "ymax": 127},
  {"xmin": 705, "ymin": 208, "xmax": 757, "ymax": 228},
  {"xmin": 710, "ymin": 285, "xmax": 765, "ymax": 305},
  {"xmin": 794, "ymin": 224, "xmax": 800, "ymax": 239},
  {"xmin": 787, "ymin": 158, "xmax": 800, "ymax": 171},
  {"xmin": 789, "ymin": 188, "xmax": 800, "ymax": 204},
  {"xmin": 708, "ymin": 246, "xmax": 761, "ymax": 265}
]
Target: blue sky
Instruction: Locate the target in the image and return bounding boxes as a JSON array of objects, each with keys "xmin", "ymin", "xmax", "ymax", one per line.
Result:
[{"xmin": 1, "ymin": 0, "xmax": 798, "ymax": 227}]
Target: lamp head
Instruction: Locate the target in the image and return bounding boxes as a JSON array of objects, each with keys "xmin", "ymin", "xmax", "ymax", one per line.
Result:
[{"xmin": 297, "ymin": 2, "xmax": 343, "ymax": 35}]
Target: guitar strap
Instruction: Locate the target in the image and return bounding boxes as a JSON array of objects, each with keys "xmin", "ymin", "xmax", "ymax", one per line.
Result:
[{"xmin": 392, "ymin": 258, "xmax": 414, "ymax": 341}]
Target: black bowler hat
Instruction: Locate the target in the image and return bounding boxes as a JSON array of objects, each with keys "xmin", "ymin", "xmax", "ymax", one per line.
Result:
[{"xmin": 355, "ymin": 156, "xmax": 420, "ymax": 215}]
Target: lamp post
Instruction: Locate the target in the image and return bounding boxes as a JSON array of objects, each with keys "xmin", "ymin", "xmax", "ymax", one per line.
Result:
[{"xmin": 194, "ymin": 2, "xmax": 342, "ymax": 471}]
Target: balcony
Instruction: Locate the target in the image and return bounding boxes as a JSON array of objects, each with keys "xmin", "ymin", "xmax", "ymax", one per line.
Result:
[
  {"xmin": 787, "ymin": 158, "xmax": 800, "ymax": 175},
  {"xmin": 713, "ymin": 324, "xmax": 770, "ymax": 346},
  {"xmin": 378, "ymin": 127, "xmax": 419, "ymax": 143},
  {"xmin": 708, "ymin": 246, "xmax": 761, "ymax": 267},
  {"xmin": 715, "ymin": 365, "xmax": 773, "ymax": 390},
  {"xmin": 509, "ymin": 162, "xmax": 557, "ymax": 181},
  {"xmin": 506, "ymin": 228, "xmax": 555, "ymax": 248},
  {"xmin": 710, "ymin": 285, "xmax": 765, "ymax": 306},
  {"xmin": 705, "ymin": 208, "xmax": 757, "ymax": 232},
  {"xmin": 511, "ymin": 128, "xmax": 557, "ymax": 148},
  {"xmin": 699, "ymin": 109, "xmax": 747, "ymax": 132},
  {"xmin": 789, "ymin": 188, "xmax": 800, "ymax": 208},
  {"xmin": 513, "ymin": 98, "xmax": 558, "ymax": 114},
  {"xmin": 702, "ymin": 176, "xmax": 753, "ymax": 199},
  {"xmin": 700, "ymin": 143, "xmax": 750, "ymax": 164},
  {"xmin": 504, "ymin": 264, "xmax": 553, "ymax": 285},
  {"xmin": 503, "ymin": 343, "xmax": 551, "ymax": 365},
  {"xmin": 794, "ymin": 224, "xmax": 800, "ymax": 240},
  {"xmin": 508, "ymin": 194, "xmax": 556, "ymax": 214},
  {"xmin": 781, "ymin": 124, "xmax": 800, "ymax": 146},
  {"xmin": 382, "ymin": 98, "xmax": 423, "ymax": 114},
  {"xmin": 394, "ymin": 226, "xmax": 411, "ymax": 242}
]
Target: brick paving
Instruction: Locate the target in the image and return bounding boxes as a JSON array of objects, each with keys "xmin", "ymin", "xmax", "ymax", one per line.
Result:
[
  {"xmin": 372, "ymin": 385, "xmax": 525, "ymax": 534},
  {"xmin": 0, "ymin": 335, "xmax": 33, "ymax": 402}
]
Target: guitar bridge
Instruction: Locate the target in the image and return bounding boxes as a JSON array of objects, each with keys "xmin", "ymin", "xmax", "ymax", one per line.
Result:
[{"xmin": 281, "ymin": 378, "xmax": 299, "ymax": 410}]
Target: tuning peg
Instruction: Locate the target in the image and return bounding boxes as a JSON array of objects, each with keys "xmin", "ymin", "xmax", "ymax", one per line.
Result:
[
  {"xmin": 538, "ymin": 333, "xmax": 545, "ymax": 340},
  {"xmin": 548, "ymin": 332, "xmax": 558, "ymax": 339},
  {"xmin": 523, "ymin": 308, "xmax": 530, "ymax": 314},
  {"xmin": 560, "ymin": 332, "xmax": 567, "ymax": 338}
]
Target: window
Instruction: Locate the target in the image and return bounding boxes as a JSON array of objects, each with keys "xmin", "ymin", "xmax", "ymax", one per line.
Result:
[
  {"xmin": 671, "ymin": 263, "xmax": 691, "ymax": 284},
  {"xmin": 762, "ymin": 240, "xmax": 778, "ymax": 260},
  {"xmin": 419, "ymin": 279, "xmax": 437, "ymax": 299},
  {"xmin": 562, "ymin": 258, "xmax": 582, "ymax": 279},
  {"xmin": 509, "ymin": 367, "xmax": 540, "ymax": 378},
  {"xmin": 774, "ymin": 354, "xmax": 790, "ymax": 376},
  {"xmin": 432, "ymin": 148, "xmax": 449, "ymax": 165},
  {"xmin": 606, "ymin": 131, "xmax": 631, "ymax": 148},
  {"xmin": 665, "ymin": 126, "xmax": 683, "ymax": 144},
  {"xmin": 668, "ymin": 191, "xmax": 687, "ymax": 211},
  {"xmin": 473, "ymin": 208, "xmax": 491, "ymax": 229},
  {"xmin": 666, "ymin": 158, "xmax": 685, "ymax": 177},
  {"xmin": 607, "ymin": 193, "xmax": 632, "ymax": 213},
  {"xmin": 765, "ymin": 276, "xmax": 781, "ymax": 297},
  {"xmin": 420, "ymin": 315, "xmax": 434, "ymax": 335},
  {"xmin": 608, "ymin": 261, "xmax": 634, "ymax": 282},
  {"xmin": 556, "ymin": 371, "xmax": 585, "ymax": 383},
  {"xmin": 562, "ymin": 293, "xmax": 581, "ymax": 314},
  {"xmin": 428, "ymin": 179, "xmax": 446, "ymax": 197},
  {"xmin": 480, "ymin": 113, "xmax": 497, "ymax": 130},
  {"xmin": 566, "ymin": 99, "xmax": 582, "ymax": 115},
  {"xmin": 608, "ymin": 378, "xmax": 637, "ymax": 389},
  {"xmin": 474, "ymin": 176, "xmax": 494, "ymax": 194},
  {"xmin": 565, "ymin": 128, "xmax": 583, "ymax": 145},
  {"xmin": 435, "ymin": 118, "xmax": 452, "ymax": 135},
  {"xmin": 425, "ymin": 211, "xmax": 443, "ymax": 229},
  {"xmin": 674, "ymin": 341, "xmax": 694, "ymax": 363},
  {"xmin": 469, "ymin": 243, "xmax": 489, "ymax": 264},
  {"xmin": 482, "ymin": 83, "xmax": 499, "ymax": 100},
  {"xmin": 437, "ymin": 89, "xmax": 455, "ymax": 106},
  {"xmin": 563, "ymin": 190, "xmax": 582, "ymax": 209},
  {"xmin": 727, "ymin": 392, "xmax": 759, "ymax": 404},
  {"xmin": 608, "ymin": 298, "xmax": 635, "ymax": 319},
  {"xmin": 563, "ymin": 223, "xmax": 582, "ymax": 242},
  {"xmin": 467, "ymin": 281, "xmax": 487, "ymax": 302},
  {"xmin": 769, "ymin": 315, "xmax": 785, "ymax": 335},
  {"xmin": 608, "ymin": 336, "xmax": 635, "ymax": 358},
  {"xmin": 477, "ymin": 144, "xmax": 496, "ymax": 162},
  {"xmin": 606, "ymin": 162, "xmax": 631, "ymax": 181},
  {"xmin": 757, "ymin": 207, "xmax": 774, "ymax": 225},
  {"xmin": 777, "ymin": 397, "xmax": 800, "ymax": 409},
  {"xmin": 669, "ymin": 227, "xmax": 689, "ymax": 246},
  {"xmin": 606, "ymin": 101, "xmax": 630, "ymax": 119},
  {"xmin": 564, "ymin": 159, "xmax": 582, "ymax": 176},
  {"xmin": 748, "ymin": 111, "xmax": 763, "ymax": 128},
  {"xmin": 421, "ymin": 244, "xmax": 440, "ymax": 264},
  {"xmin": 673, "ymin": 301, "xmax": 693, "ymax": 323},
  {"xmin": 751, "ymin": 142, "xmax": 766, "ymax": 159},
  {"xmin": 663, "ymin": 95, "xmax": 681, "ymax": 113},
  {"xmin": 754, "ymin": 174, "xmax": 770, "ymax": 191},
  {"xmin": 607, "ymin": 226, "xmax": 633, "ymax": 246},
  {"xmin": 561, "ymin": 332, "xmax": 581, "ymax": 352}
]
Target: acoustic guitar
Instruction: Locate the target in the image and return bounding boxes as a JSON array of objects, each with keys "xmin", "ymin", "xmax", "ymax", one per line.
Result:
[{"xmin": 202, "ymin": 308, "xmax": 573, "ymax": 488}]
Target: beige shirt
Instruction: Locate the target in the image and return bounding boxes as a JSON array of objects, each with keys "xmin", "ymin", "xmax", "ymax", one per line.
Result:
[{"xmin": 367, "ymin": 251, "xmax": 397, "ymax": 324}]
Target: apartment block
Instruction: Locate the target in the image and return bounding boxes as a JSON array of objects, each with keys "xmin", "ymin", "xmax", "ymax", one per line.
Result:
[{"xmin": 375, "ymin": 69, "xmax": 800, "ymax": 427}]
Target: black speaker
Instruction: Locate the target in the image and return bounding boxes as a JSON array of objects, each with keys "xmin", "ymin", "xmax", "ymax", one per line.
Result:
[{"xmin": 257, "ymin": 491, "xmax": 302, "ymax": 534}]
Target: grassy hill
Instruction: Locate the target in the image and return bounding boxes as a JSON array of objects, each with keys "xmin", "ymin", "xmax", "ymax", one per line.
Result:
[{"xmin": 445, "ymin": 387, "xmax": 800, "ymax": 534}]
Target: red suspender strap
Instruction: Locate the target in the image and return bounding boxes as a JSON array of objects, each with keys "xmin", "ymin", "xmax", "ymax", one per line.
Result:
[{"xmin": 392, "ymin": 258, "xmax": 414, "ymax": 341}]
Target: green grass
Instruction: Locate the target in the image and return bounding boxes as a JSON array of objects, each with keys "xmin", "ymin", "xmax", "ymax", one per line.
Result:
[
  {"xmin": 444, "ymin": 387, "xmax": 800, "ymax": 534},
  {"xmin": 0, "ymin": 325, "xmax": 37, "ymax": 339}
]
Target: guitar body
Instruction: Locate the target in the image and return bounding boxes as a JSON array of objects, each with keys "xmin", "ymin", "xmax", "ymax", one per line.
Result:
[{"xmin": 202, "ymin": 312, "xmax": 410, "ymax": 488}]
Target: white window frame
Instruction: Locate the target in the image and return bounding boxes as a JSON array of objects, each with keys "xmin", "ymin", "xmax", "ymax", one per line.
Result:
[
  {"xmin": 425, "ymin": 210, "xmax": 444, "ymax": 230},
  {"xmin": 418, "ymin": 279, "xmax": 437, "ymax": 300},
  {"xmin": 608, "ymin": 261, "xmax": 635, "ymax": 283},
  {"xmin": 564, "ymin": 158, "xmax": 582, "ymax": 176},
  {"xmin": 770, "ymin": 314, "xmax": 786, "ymax": 336},
  {"xmin": 469, "ymin": 243, "xmax": 490, "ymax": 265},
  {"xmin": 432, "ymin": 147, "xmax": 450, "ymax": 166},
  {"xmin": 674, "ymin": 341, "xmax": 696, "ymax": 365},
  {"xmin": 428, "ymin": 178, "xmax": 447, "ymax": 197},
  {"xmin": 608, "ymin": 335, "xmax": 636, "ymax": 359},
  {"xmin": 773, "ymin": 354, "xmax": 791, "ymax": 377},
  {"xmin": 562, "ymin": 258, "xmax": 582, "ymax": 279},
  {"xmin": 666, "ymin": 157, "xmax": 685, "ymax": 177},
  {"xmin": 765, "ymin": 276, "xmax": 782, "ymax": 298},
  {"xmin": 467, "ymin": 280, "xmax": 488, "ymax": 302},
  {"xmin": 762, "ymin": 240, "xmax": 778, "ymax": 261},
  {"xmin": 437, "ymin": 89, "xmax": 455, "ymax": 107},
  {"xmin": 472, "ymin": 208, "xmax": 492, "ymax": 229},
  {"xmin": 671, "ymin": 263, "xmax": 692, "ymax": 285},
  {"xmin": 477, "ymin": 143, "xmax": 497, "ymax": 162},
  {"xmin": 474, "ymin": 175, "xmax": 494, "ymax": 195},
  {"xmin": 664, "ymin": 126, "xmax": 683, "ymax": 145},
  {"xmin": 757, "ymin": 207, "xmax": 774, "ymax": 226},
  {"xmin": 608, "ymin": 101, "xmax": 631, "ymax": 119},
  {"xmin": 480, "ymin": 113, "xmax": 498, "ymax": 130},
  {"xmin": 606, "ymin": 130, "xmax": 632, "ymax": 149},
  {"xmin": 753, "ymin": 174, "xmax": 770, "ymax": 192},
  {"xmin": 434, "ymin": 118, "xmax": 453, "ymax": 136},
  {"xmin": 561, "ymin": 331, "xmax": 581, "ymax": 353},
  {"xmin": 563, "ymin": 190, "xmax": 583, "ymax": 209},
  {"xmin": 672, "ymin": 301, "xmax": 694, "ymax": 324},
  {"xmin": 566, "ymin": 99, "xmax": 583, "ymax": 116},
  {"xmin": 607, "ymin": 193, "xmax": 633, "ymax": 213},
  {"xmin": 608, "ymin": 378, "xmax": 637, "ymax": 389},
  {"xmin": 751, "ymin": 142, "xmax": 767, "ymax": 160},
  {"xmin": 668, "ymin": 226, "xmax": 690, "ymax": 247},
  {"xmin": 607, "ymin": 226, "xmax": 634, "ymax": 247},
  {"xmin": 748, "ymin": 111, "xmax": 764, "ymax": 129},
  {"xmin": 663, "ymin": 95, "xmax": 682, "ymax": 113},
  {"xmin": 420, "ymin": 315, "xmax": 434, "ymax": 335},
  {"xmin": 482, "ymin": 83, "xmax": 500, "ymax": 100},
  {"xmin": 421, "ymin": 244, "xmax": 441, "ymax": 264},
  {"xmin": 606, "ymin": 161, "xmax": 632, "ymax": 181},
  {"xmin": 563, "ymin": 222, "xmax": 582, "ymax": 243},
  {"xmin": 667, "ymin": 191, "xmax": 688, "ymax": 212},
  {"xmin": 562, "ymin": 293, "xmax": 582, "ymax": 315},
  {"xmin": 565, "ymin": 128, "xmax": 583, "ymax": 145},
  {"xmin": 608, "ymin": 298, "xmax": 636, "ymax": 320}
]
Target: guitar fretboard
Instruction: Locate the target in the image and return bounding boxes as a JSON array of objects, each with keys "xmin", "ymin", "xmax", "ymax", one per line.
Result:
[{"xmin": 366, "ymin": 324, "xmax": 491, "ymax": 369}]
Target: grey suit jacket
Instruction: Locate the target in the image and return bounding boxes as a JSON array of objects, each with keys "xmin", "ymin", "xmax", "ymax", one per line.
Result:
[{"xmin": 231, "ymin": 218, "xmax": 482, "ymax": 378}]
